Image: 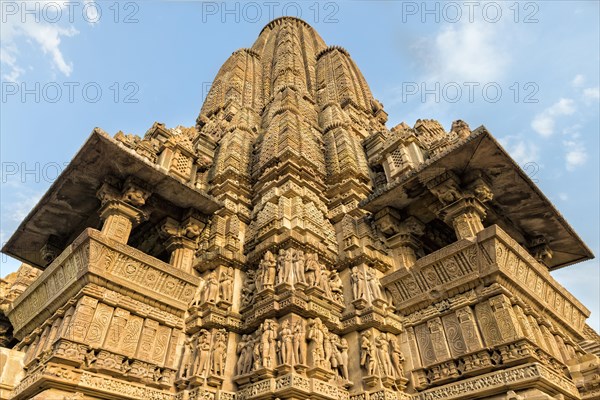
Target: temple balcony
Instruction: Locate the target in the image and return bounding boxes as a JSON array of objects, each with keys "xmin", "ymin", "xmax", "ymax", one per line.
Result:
[
  {"xmin": 380, "ymin": 224, "xmax": 590, "ymax": 396},
  {"xmin": 0, "ymin": 128, "xmax": 222, "ymax": 399}
]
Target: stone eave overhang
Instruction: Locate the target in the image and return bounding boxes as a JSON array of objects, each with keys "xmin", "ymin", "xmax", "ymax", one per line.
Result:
[
  {"xmin": 360, "ymin": 126, "xmax": 594, "ymax": 271},
  {"xmin": 2, "ymin": 128, "xmax": 222, "ymax": 269}
]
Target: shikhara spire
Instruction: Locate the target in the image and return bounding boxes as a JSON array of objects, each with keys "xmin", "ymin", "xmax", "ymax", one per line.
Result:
[{"xmin": 0, "ymin": 16, "xmax": 598, "ymax": 400}]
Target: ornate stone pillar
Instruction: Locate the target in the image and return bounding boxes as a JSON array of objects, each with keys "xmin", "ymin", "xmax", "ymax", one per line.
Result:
[
  {"xmin": 96, "ymin": 179, "xmax": 150, "ymax": 244},
  {"xmin": 160, "ymin": 213, "xmax": 204, "ymax": 273},
  {"xmin": 374, "ymin": 208, "xmax": 425, "ymax": 271},
  {"xmin": 387, "ymin": 216, "xmax": 425, "ymax": 271},
  {"xmin": 429, "ymin": 174, "xmax": 493, "ymax": 240}
]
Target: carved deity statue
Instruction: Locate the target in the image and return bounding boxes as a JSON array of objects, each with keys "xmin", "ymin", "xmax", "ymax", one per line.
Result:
[
  {"xmin": 241, "ymin": 271, "xmax": 256, "ymax": 306},
  {"xmin": 204, "ymin": 272, "xmax": 219, "ymax": 304},
  {"xmin": 336, "ymin": 337, "xmax": 350, "ymax": 380},
  {"xmin": 219, "ymin": 267, "xmax": 234, "ymax": 303},
  {"xmin": 292, "ymin": 249, "xmax": 306, "ymax": 285},
  {"xmin": 292, "ymin": 320, "xmax": 306, "ymax": 365},
  {"xmin": 366, "ymin": 269, "xmax": 384, "ymax": 302},
  {"xmin": 236, "ymin": 334, "xmax": 250, "ymax": 375},
  {"xmin": 388, "ymin": 333, "xmax": 405, "ymax": 378},
  {"xmin": 190, "ymin": 276, "xmax": 206, "ymax": 307},
  {"xmin": 194, "ymin": 330, "xmax": 212, "ymax": 376},
  {"xmin": 304, "ymin": 253, "xmax": 322, "ymax": 287},
  {"xmin": 351, "ymin": 267, "xmax": 366, "ymax": 300},
  {"xmin": 178, "ymin": 336, "xmax": 194, "ymax": 379},
  {"xmin": 261, "ymin": 319, "xmax": 278, "ymax": 368},
  {"xmin": 279, "ymin": 320, "xmax": 295, "ymax": 365},
  {"xmin": 360, "ymin": 331, "xmax": 376, "ymax": 375},
  {"xmin": 329, "ymin": 270, "xmax": 344, "ymax": 304},
  {"xmin": 263, "ymin": 250, "xmax": 277, "ymax": 289},
  {"xmin": 307, "ymin": 318, "xmax": 326, "ymax": 368},
  {"xmin": 376, "ymin": 334, "xmax": 393, "ymax": 376},
  {"xmin": 212, "ymin": 329, "xmax": 227, "ymax": 375}
]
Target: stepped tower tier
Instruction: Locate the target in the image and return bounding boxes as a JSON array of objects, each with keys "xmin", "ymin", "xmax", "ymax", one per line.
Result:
[{"xmin": 1, "ymin": 16, "xmax": 598, "ymax": 400}]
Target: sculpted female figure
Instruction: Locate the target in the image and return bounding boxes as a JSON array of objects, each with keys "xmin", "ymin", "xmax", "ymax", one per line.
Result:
[
  {"xmin": 292, "ymin": 320, "xmax": 306, "ymax": 364},
  {"xmin": 204, "ymin": 272, "xmax": 219, "ymax": 303},
  {"xmin": 263, "ymin": 250, "xmax": 276, "ymax": 289},
  {"xmin": 279, "ymin": 320, "xmax": 295, "ymax": 365}
]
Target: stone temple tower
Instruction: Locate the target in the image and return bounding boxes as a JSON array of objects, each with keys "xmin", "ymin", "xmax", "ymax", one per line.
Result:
[{"xmin": 1, "ymin": 17, "xmax": 599, "ymax": 400}]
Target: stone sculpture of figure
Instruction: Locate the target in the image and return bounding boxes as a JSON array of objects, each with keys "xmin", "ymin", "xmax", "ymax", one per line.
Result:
[
  {"xmin": 241, "ymin": 271, "xmax": 256, "ymax": 306},
  {"xmin": 292, "ymin": 320, "xmax": 306, "ymax": 365},
  {"xmin": 219, "ymin": 267, "xmax": 234, "ymax": 303},
  {"xmin": 212, "ymin": 330, "xmax": 227, "ymax": 375},
  {"xmin": 337, "ymin": 337, "xmax": 349, "ymax": 380},
  {"xmin": 263, "ymin": 251, "xmax": 277, "ymax": 289},
  {"xmin": 194, "ymin": 330, "xmax": 212, "ymax": 376},
  {"xmin": 304, "ymin": 253, "xmax": 322, "ymax": 287},
  {"xmin": 190, "ymin": 276, "xmax": 206, "ymax": 307},
  {"xmin": 388, "ymin": 333, "xmax": 405, "ymax": 378},
  {"xmin": 292, "ymin": 249, "xmax": 306, "ymax": 284},
  {"xmin": 329, "ymin": 270, "xmax": 344, "ymax": 304},
  {"xmin": 376, "ymin": 334, "xmax": 393, "ymax": 376},
  {"xmin": 279, "ymin": 320, "xmax": 295, "ymax": 365},
  {"xmin": 252, "ymin": 332, "xmax": 262, "ymax": 371},
  {"xmin": 320, "ymin": 268, "xmax": 332, "ymax": 297},
  {"xmin": 178, "ymin": 336, "xmax": 194, "ymax": 378},
  {"xmin": 307, "ymin": 318, "xmax": 325, "ymax": 368},
  {"xmin": 360, "ymin": 332, "xmax": 376, "ymax": 375},
  {"xmin": 204, "ymin": 272, "xmax": 219, "ymax": 303},
  {"xmin": 283, "ymin": 249, "xmax": 294, "ymax": 284},
  {"xmin": 261, "ymin": 319, "xmax": 278, "ymax": 368},
  {"xmin": 366, "ymin": 269, "xmax": 384, "ymax": 301},
  {"xmin": 351, "ymin": 267, "xmax": 366, "ymax": 300},
  {"xmin": 236, "ymin": 334, "xmax": 250, "ymax": 375},
  {"xmin": 255, "ymin": 261, "xmax": 265, "ymax": 293},
  {"xmin": 276, "ymin": 249, "xmax": 286, "ymax": 285},
  {"xmin": 323, "ymin": 327, "xmax": 333, "ymax": 370}
]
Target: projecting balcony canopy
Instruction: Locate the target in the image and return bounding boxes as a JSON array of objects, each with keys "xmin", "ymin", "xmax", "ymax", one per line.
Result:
[
  {"xmin": 361, "ymin": 126, "xmax": 593, "ymax": 270},
  {"xmin": 2, "ymin": 128, "xmax": 221, "ymax": 269}
]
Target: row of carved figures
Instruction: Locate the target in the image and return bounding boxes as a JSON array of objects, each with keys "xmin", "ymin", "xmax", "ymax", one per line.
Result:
[
  {"xmin": 235, "ymin": 318, "xmax": 350, "ymax": 381},
  {"xmin": 178, "ymin": 329, "xmax": 228, "ymax": 379},
  {"xmin": 190, "ymin": 267, "xmax": 234, "ymax": 307},
  {"xmin": 360, "ymin": 331, "xmax": 405, "ymax": 379},
  {"xmin": 242, "ymin": 249, "xmax": 344, "ymax": 305}
]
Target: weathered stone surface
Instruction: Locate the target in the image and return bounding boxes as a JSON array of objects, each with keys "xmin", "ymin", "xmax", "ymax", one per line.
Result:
[{"xmin": 0, "ymin": 16, "xmax": 597, "ymax": 400}]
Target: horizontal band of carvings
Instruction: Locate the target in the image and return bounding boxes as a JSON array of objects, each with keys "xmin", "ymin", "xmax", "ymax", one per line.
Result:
[
  {"xmin": 340, "ymin": 307, "xmax": 403, "ymax": 335},
  {"xmin": 236, "ymin": 373, "xmax": 348, "ymax": 400},
  {"xmin": 186, "ymin": 305, "xmax": 243, "ymax": 334},
  {"xmin": 11, "ymin": 361, "xmax": 180, "ymax": 400},
  {"xmin": 412, "ymin": 338, "xmax": 566, "ymax": 391},
  {"xmin": 8, "ymin": 228, "xmax": 199, "ymax": 339},
  {"xmin": 381, "ymin": 225, "xmax": 589, "ymax": 338},
  {"xmin": 413, "ymin": 362, "xmax": 579, "ymax": 400},
  {"xmin": 349, "ymin": 390, "xmax": 411, "ymax": 400},
  {"xmin": 241, "ymin": 290, "xmax": 343, "ymax": 333}
]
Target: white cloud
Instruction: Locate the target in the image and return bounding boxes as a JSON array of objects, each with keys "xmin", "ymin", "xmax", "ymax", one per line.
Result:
[
  {"xmin": 0, "ymin": 0, "xmax": 84, "ymax": 81},
  {"xmin": 558, "ymin": 193, "xmax": 569, "ymax": 201},
  {"xmin": 531, "ymin": 98, "xmax": 576, "ymax": 137},
  {"xmin": 572, "ymin": 74, "xmax": 585, "ymax": 87},
  {"xmin": 583, "ymin": 87, "xmax": 600, "ymax": 102},
  {"xmin": 411, "ymin": 17, "xmax": 511, "ymax": 85},
  {"xmin": 499, "ymin": 136, "xmax": 539, "ymax": 165},
  {"xmin": 564, "ymin": 140, "xmax": 588, "ymax": 171}
]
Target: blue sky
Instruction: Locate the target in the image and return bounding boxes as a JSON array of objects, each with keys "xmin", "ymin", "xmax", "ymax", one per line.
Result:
[{"xmin": 1, "ymin": 1, "xmax": 598, "ymax": 329}]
